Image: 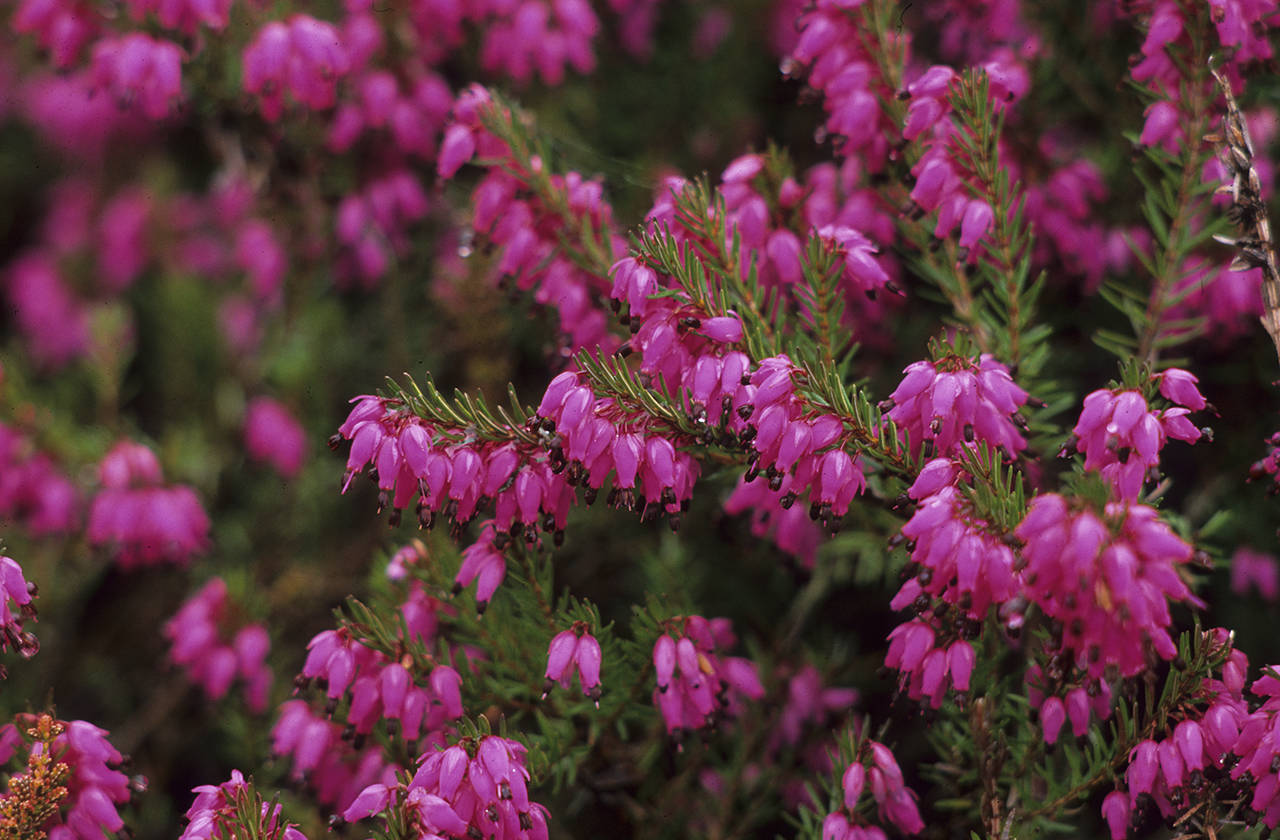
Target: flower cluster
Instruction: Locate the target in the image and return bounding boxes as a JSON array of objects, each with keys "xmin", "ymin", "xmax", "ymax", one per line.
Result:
[
  {"xmin": 328, "ymin": 70, "xmax": 452, "ymax": 160},
  {"xmin": 1014, "ymin": 494, "xmax": 1196, "ymax": 682},
  {"xmin": 436, "ymin": 90, "xmax": 621, "ymax": 351},
  {"xmin": 1025, "ymin": 665, "xmax": 1114, "ymax": 745},
  {"xmin": 297, "ymin": 627, "xmax": 462, "ymax": 744},
  {"xmin": 87, "ymin": 440, "xmax": 210, "ymax": 568},
  {"xmin": 1230, "ymin": 665, "xmax": 1280, "ymax": 829},
  {"xmin": 477, "ymin": 0, "xmax": 599, "ymax": 86},
  {"xmin": 1231, "ymin": 547, "xmax": 1278, "ymax": 601},
  {"xmin": 5, "ymin": 253, "xmax": 91, "ymax": 369},
  {"xmin": 895, "ymin": 459, "xmax": 1018, "ymax": 620},
  {"xmin": 0, "ymin": 557, "xmax": 38, "ymax": 666},
  {"xmin": 883, "ymin": 354, "xmax": 1030, "ymax": 459},
  {"xmin": 724, "ymin": 353, "xmax": 867, "ymax": 560},
  {"xmin": 784, "ymin": 3, "xmax": 898, "ymax": 166},
  {"xmin": 883, "ymin": 620, "xmax": 977, "ymax": 710},
  {"xmin": 181, "ymin": 771, "xmax": 307, "ymax": 840},
  {"xmin": 89, "ymin": 33, "xmax": 184, "ymax": 120},
  {"xmin": 242, "ymin": 15, "xmax": 351, "ymax": 122},
  {"xmin": 881, "ymin": 460, "xmax": 1012, "ymax": 707},
  {"xmin": 542, "ymin": 622, "xmax": 602, "ymax": 704},
  {"xmin": 344, "ymin": 735, "xmax": 549, "ymax": 840},
  {"xmin": 0, "ymin": 423, "xmax": 78, "ymax": 535},
  {"xmin": 3, "ymin": 174, "xmax": 290, "ymax": 372},
  {"xmin": 122, "ymin": 0, "xmax": 231, "ymax": 35},
  {"xmin": 244, "ymin": 397, "xmax": 308, "ymax": 479},
  {"xmin": 335, "ymin": 169, "xmax": 431, "ymax": 287},
  {"xmin": 271, "ymin": 700, "xmax": 397, "ymax": 812},
  {"xmin": 651, "ymin": 615, "xmax": 764, "ymax": 739},
  {"xmin": 702, "ymin": 153, "xmax": 896, "ymax": 304},
  {"xmin": 164, "ymin": 578, "xmax": 273, "ymax": 712},
  {"xmin": 772, "ymin": 665, "xmax": 858, "ymax": 754},
  {"xmin": 1123, "ymin": 0, "xmax": 1275, "ymax": 152},
  {"xmin": 1101, "ymin": 629, "xmax": 1251, "ymax": 836},
  {"xmin": 464, "ymin": 166, "xmax": 620, "ymax": 351},
  {"xmin": 11, "ymin": 0, "xmax": 99, "ymax": 68},
  {"xmin": 337, "ymin": 363, "xmax": 705, "ymax": 543},
  {"xmin": 823, "ymin": 741, "xmax": 925, "ymax": 839},
  {"xmin": 1070, "ymin": 379, "xmax": 1204, "ymax": 500},
  {"xmin": 288, "ymin": 578, "xmax": 450, "ymax": 761},
  {"xmin": 0, "ymin": 714, "xmax": 139, "ymax": 840},
  {"xmin": 1249, "ymin": 427, "xmax": 1280, "ymax": 493}
]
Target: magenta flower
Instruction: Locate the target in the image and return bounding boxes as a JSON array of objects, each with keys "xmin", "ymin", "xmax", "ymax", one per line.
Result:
[
  {"xmin": 244, "ymin": 397, "xmax": 307, "ymax": 479},
  {"xmin": 1101, "ymin": 790, "xmax": 1130, "ymax": 840},
  {"xmin": 884, "ymin": 620, "xmax": 981, "ymax": 709},
  {"xmin": 124, "ymin": 0, "xmax": 231, "ymax": 35},
  {"xmin": 90, "ymin": 33, "xmax": 184, "ymax": 120},
  {"xmin": 181, "ymin": 771, "xmax": 307, "ymax": 840},
  {"xmin": 650, "ymin": 616, "xmax": 763, "ymax": 739},
  {"xmin": 1156, "ymin": 368, "xmax": 1207, "ymax": 411},
  {"xmin": 541, "ymin": 623, "xmax": 603, "ymax": 704},
  {"xmin": 825, "ymin": 740, "xmax": 925, "ymax": 837},
  {"xmin": 96, "ymin": 188, "xmax": 151, "ymax": 293},
  {"xmin": 12, "ymin": 0, "xmax": 98, "ymax": 68},
  {"xmin": 0, "ymin": 423, "xmax": 79, "ymax": 535},
  {"xmin": 243, "ymin": 16, "xmax": 350, "ymax": 121},
  {"xmin": 335, "ymin": 170, "xmax": 430, "ymax": 287},
  {"xmin": 885, "ymin": 354, "xmax": 1029, "ymax": 459},
  {"xmin": 1072, "ymin": 388, "xmax": 1202, "ymax": 500},
  {"xmin": 234, "ymin": 220, "xmax": 288, "ymax": 306},
  {"xmin": 0, "ymin": 556, "xmax": 38, "ymax": 663},
  {"xmin": 0, "ymin": 715, "xmax": 139, "ymax": 840},
  {"xmin": 164, "ymin": 578, "xmax": 273, "ymax": 712},
  {"xmin": 271, "ymin": 700, "xmax": 397, "ymax": 811},
  {"xmin": 453, "ymin": 525, "xmax": 508, "ymax": 613},
  {"xmin": 87, "ymin": 441, "xmax": 210, "ymax": 569},
  {"xmin": 5, "ymin": 252, "xmax": 90, "ymax": 369},
  {"xmin": 1231, "ymin": 548, "xmax": 1279, "ymax": 601},
  {"xmin": 1015, "ymin": 494, "xmax": 1196, "ymax": 680},
  {"xmin": 297, "ymin": 610, "xmax": 460, "ymax": 747},
  {"xmin": 475, "ymin": 0, "xmax": 599, "ymax": 86},
  {"xmin": 896, "ymin": 468, "xmax": 1018, "ymax": 622},
  {"xmin": 815, "ymin": 225, "xmax": 890, "ymax": 295},
  {"xmin": 382, "ymin": 735, "xmax": 550, "ymax": 840}
]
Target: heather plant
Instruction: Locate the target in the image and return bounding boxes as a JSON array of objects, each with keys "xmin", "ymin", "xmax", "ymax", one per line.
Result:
[{"xmin": 3, "ymin": 0, "xmax": 1280, "ymax": 839}]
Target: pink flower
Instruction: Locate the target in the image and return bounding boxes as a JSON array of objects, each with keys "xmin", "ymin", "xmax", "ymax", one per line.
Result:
[
  {"xmin": 886, "ymin": 354, "xmax": 1029, "ymax": 459},
  {"xmin": 5, "ymin": 253, "xmax": 89, "ymax": 369},
  {"xmin": 90, "ymin": 34, "xmax": 184, "ymax": 120},
  {"xmin": 234, "ymin": 221, "xmax": 287, "ymax": 306},
  {"xmin": 0, "ymin": 715, "xmax": 138, "ymax": 840},
  {"xmin": 1231, "ymin": 548, "xmax": 1279, "ymax": 601},
  {"xmin": 12, "ymin": 0, "xmax": 98, "ymax": 68},
  {"xmin": 182, "ymin": 771, "xmax": 307, "ymax": 840},
  {"xmin": 243, "ymin": 16, "xmax": 350, "ymax": 121},
  {"xmin": 164, "ymin": 578, "xmax": 273, "ymax": 712},
  {"xmin": 1156, "ymin": 368, "xmax": 1207, "ymax": 411},
  {"xmin": 245, "ymin": 397, "xmax": 307, "ymax": 479},
  {"xmin": 1015, "ymin": 495, "xmax": 1195, "ymax": 680},
  {"xmin": 1072, "ymin": 388, "xmax": 1202, "ymax": 500},
  {"xmin": 542, "ymin": 624, "xmax": 603, "ymax": 704},
  {"xmin": 453, "ymin": 526, "xmax": 507, "ymax": 613},
  {"xmin": 404, "ymin": 735, "xmax": 548, "ymax": 840},
  {"xmin": 650, "ymin": 617, "xmax": 762, "ymax": 738},
  {"xmin": 88, "ymin": 441, "xmax": 210, "ymax": 569},
  {"xmin": 1101, "ymin": 790, "xmax": 1129, "ymax": 840},
  {"xmin": 125, "ymin": 0, "xmax": 232, "ymax": 35}
]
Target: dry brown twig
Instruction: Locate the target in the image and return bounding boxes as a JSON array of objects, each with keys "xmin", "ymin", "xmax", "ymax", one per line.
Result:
[{"xmin": 1206, "ymin": 60, "xmax": 1280, "ymax": 365}]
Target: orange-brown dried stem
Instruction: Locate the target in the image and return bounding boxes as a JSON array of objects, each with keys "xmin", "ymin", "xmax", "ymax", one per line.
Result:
[{"xmin": 0, "ymin": 715, "xmax": 69, "ymax": 840}]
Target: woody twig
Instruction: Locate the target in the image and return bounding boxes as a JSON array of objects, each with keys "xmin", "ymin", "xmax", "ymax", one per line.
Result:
[{"xmin": 1207, "ymin": 61, "xmax": 1280, "ymax": 366}]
